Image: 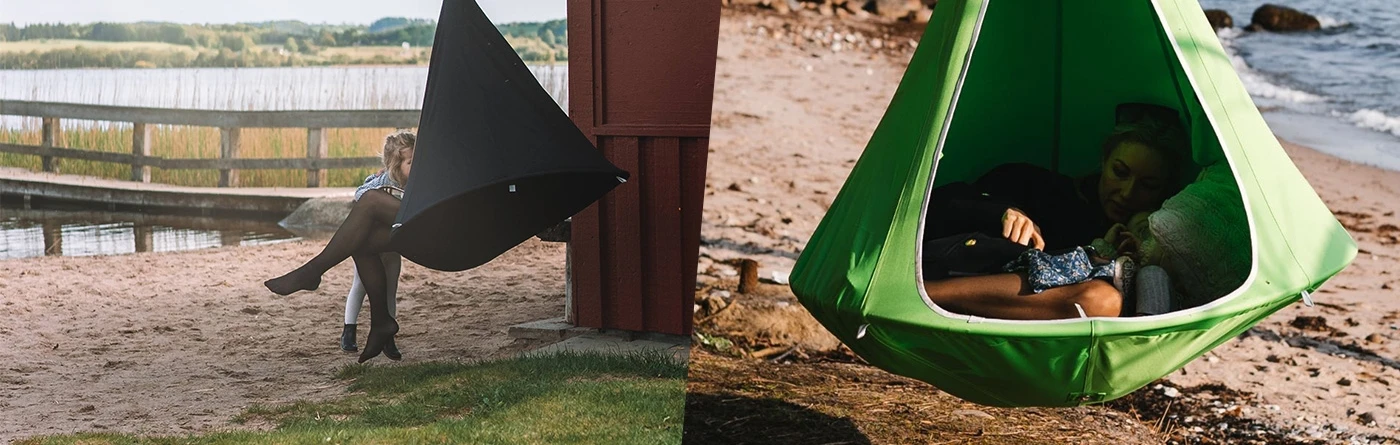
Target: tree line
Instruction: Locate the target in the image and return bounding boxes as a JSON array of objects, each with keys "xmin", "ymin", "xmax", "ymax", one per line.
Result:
[{"xmin": 0, "ymin": 17, "xmax": 568, "ymax": 68}]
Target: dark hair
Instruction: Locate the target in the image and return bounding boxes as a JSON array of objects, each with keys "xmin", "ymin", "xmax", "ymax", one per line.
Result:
[{"xmin": 1100, "ymin": 103, "xmax": 1191, "ymax": 184}]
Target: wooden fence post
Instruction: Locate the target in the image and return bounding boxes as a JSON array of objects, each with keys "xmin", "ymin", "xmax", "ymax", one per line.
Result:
[
  {"xmin": 41, "ymin": 117, "xmax": 60, "ymax": 173},
  {"xmin": 220, "ymin": 231, "xmax": 242, "ymax": 248},
  {"xmin": 307, "ymin": 127, "xmax": 328, "ymax": 187},
  {"xmin": 133, "ymin": 225, "xmax": 154, "ymax": 253},
  {"xmin": 131, "ymin": 123, "xmax": 152, "ymax": 182},
  {"xmin": 42, "ymin": 222, "xmax": 63, "ymax": 256},
  {"xmin": 219, "ymin": 127, "xmax": 241, "ymax": 187}
]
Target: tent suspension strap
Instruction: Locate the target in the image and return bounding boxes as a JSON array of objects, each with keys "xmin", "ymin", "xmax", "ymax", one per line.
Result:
[{"xmin": 1050, "ymin": 0, "xmax": 1064, "ymax": 173}]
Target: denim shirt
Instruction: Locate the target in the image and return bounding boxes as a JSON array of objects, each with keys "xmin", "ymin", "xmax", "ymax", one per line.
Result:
[{"xmin": 353, "ymin": 170, "xmax": 402, "ymax": 201}]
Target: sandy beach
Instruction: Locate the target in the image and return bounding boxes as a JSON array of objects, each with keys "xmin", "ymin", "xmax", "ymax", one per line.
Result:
[
  {"xmin": 0, "ymin": 237, "xmax": 566, "ymax": 442},
  {"xmin": 692, "ymin": 7, "xmax": 1399, "ymax": 443}
]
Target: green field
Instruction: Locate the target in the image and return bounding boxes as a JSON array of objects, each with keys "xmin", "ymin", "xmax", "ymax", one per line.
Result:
[{"xmin": 0, "ymin": 39, "xmax": 199, "ymax": 54}]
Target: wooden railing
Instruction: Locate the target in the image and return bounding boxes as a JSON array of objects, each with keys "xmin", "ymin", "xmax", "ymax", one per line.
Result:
[{"xmin": 0, "ymin": 100, "xmax": 421, "ymax": 187}]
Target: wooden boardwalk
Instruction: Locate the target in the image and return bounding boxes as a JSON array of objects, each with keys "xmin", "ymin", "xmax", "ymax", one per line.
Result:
[{"xmin": 0, "ymin": 167, "xmax": 352, "ymax": 216}]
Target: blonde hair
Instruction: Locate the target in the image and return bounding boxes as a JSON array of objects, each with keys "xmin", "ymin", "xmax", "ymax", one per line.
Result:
[{"xmin": 383, "ymin": 131, "xmax": 416, "ymax": 184}]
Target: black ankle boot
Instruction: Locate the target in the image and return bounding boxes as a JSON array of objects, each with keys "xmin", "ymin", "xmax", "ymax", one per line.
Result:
[
  {"xmin": 384, "ymin": 337, "xmax": 402, "ymax": 361},
  {"xmin": 339, "ymin": 324, "xmax": 358, "ymax": 352}
]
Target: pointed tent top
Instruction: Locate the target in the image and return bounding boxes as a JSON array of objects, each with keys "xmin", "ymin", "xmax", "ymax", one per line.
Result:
[{"xmin": 389, "ymin": 0, "xmax": 627, "ymax": 271}]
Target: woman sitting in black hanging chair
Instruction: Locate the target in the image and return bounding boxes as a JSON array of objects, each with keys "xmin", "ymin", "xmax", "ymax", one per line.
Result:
[
  {"xmin": 921, "ymin": 103, "xmax": 1190, "ymax": 320},
  {"xmin": 264, "ymin": 137, "xmax": 415, "ymax": 363}
]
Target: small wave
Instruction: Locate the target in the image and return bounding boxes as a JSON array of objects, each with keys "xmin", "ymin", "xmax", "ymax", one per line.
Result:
[
  {"xmin": 1339, "ymin": 109, "xmax": 1400, "ymax": 138},
  {"xmin": 1316, "ymin": 15, "xmax": 1350, "ymax": 29},
  {"xmin": 1215, "ymin": 28, "xmax": 1325, "ymax": 104}
]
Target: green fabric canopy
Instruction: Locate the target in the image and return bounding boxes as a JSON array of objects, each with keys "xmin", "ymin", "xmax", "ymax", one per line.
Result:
[{"xmin": 790, "ymin": 0, "xmax": 1357, "ymax": 407}]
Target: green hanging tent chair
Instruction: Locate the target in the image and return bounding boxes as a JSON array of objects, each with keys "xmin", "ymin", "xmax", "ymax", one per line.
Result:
[{"xmin": 790, "ymin": 0, "xmax": 1357, "ymax": 407}]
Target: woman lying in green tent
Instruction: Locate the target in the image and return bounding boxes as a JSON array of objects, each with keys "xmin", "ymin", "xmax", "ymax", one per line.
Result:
[{"xmin": 921, "ymin": 104, "xmax": 1189, "ymax": 320}]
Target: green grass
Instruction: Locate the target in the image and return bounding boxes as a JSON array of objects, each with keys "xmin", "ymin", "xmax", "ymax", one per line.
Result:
[{"xmin": 17, "ymin": 350, "xmax": 686, "ymax": 445}]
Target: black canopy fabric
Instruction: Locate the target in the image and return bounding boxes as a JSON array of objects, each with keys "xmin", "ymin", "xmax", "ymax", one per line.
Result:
[{"xmin": 390, "ymin": 0, "xmax": 628, "ymax": 272}]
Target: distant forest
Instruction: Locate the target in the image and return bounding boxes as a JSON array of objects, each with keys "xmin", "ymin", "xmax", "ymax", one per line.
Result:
[{"xmin": 0, "ymin": 18, "xmax": 568, "ymax": 69}]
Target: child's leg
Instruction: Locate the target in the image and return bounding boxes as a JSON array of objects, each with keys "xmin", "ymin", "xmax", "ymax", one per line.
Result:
[
  {"xmin": 340, "ymin": 266, "xmax": 367, "ymax": 352},
  {"xmin": 345, "ymin": 266, "xmax": 367, "ymax": 324}
]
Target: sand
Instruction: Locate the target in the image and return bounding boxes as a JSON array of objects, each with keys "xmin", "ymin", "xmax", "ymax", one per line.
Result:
[
  {"xmin": 0, "ymin": 237, "xmax": 567, "ymax": 442},
  {"xmin": 696, "ymin": 7, "xmax": 1399, "ymax": 441}
]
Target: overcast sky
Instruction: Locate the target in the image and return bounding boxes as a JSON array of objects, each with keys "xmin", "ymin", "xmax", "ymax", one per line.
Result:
[{"xmin": 0, "ymin": 0, "xmax": 565, "ymax": 26}]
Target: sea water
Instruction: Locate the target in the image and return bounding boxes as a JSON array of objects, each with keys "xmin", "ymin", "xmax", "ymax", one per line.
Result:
[{"xmin": 1199, "ymin": 0, "xmax": 1400, "ymax": 171}]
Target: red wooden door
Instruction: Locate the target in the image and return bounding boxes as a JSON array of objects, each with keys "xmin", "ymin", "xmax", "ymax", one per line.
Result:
[{"xmin": 566, "ymin": 0, "xmax": 720, "ymax": 336}]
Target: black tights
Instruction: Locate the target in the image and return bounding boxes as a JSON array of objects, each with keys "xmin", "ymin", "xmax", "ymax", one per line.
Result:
[{"xmin": 265, "ymin": 189, "xmax": 400, "ymax": 362}]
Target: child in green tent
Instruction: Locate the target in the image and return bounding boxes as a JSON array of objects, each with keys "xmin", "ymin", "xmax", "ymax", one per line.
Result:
[{"xmin": 921, "ymin": 103, "xmax": 1189, "ymax": 320}]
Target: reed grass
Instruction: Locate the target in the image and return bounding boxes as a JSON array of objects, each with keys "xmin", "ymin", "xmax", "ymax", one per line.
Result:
[{"xmin": 0, "ymin": 119, "xmax": 393, "ymax": 187}]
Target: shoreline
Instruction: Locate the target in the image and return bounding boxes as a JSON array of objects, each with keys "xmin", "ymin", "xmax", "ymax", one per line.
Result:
[{"xmin": 1265, "ymin": 110, "xmax": 1400, "ymax": 173}]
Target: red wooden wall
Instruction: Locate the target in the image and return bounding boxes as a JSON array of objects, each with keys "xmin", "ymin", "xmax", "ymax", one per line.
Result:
[{"xmin": 566, "ymin": 0, "xmax": 720, "ymax": 336}]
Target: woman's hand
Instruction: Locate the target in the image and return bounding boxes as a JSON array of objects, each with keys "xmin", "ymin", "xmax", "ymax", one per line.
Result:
[{"xmin": 1001, "ymin": 208, "xmax": 1046, "ymax": 250}]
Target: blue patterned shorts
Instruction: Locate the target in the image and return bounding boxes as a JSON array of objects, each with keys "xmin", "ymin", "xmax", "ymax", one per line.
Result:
[{"xmin": 1003, "ymin": 247, "xmax": 1115, "ymax": 293}]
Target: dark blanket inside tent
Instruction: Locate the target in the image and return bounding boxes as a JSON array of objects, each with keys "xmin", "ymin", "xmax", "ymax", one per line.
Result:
[{"xmin": 389, "ymin": 0, "xmax": 628, "ymax": 272}]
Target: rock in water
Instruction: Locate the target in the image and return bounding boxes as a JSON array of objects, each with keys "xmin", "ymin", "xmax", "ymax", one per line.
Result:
[
  {"xmin": 1246, "ymin": 4, "xmax": 1321, "ymax": 32},
  {"xmin": 1204, "ymin": 9, "xmax": 1233, "ymax": 30},
  {"xmin": 278, "ymin": 196, "xmax": 353, "ymax": 235}
]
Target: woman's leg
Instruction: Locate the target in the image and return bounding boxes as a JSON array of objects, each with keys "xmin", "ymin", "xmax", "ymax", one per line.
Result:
[
  {"xmin": 352, "ymin": 251, "xmax": 398, "ymax": 363},
  {"xmin": 924, "ymin": 273, "xmax": 1123, "ymax": 320},
  {"xmin": 383, "ymin": 253, "xmax": 401, "ymax": 318},
  {"xmin": 265, "ymin": 190, "xmax": 399, "ymax": 296},
  {"xmin": 381, "ymin": 253, "xmax": 403, "ymax": 360}
]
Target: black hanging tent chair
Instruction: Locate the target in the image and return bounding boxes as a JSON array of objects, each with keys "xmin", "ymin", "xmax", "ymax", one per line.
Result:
[{"xmin": 390, "ymin": 0, "xmax": 628, "ymax": 271}]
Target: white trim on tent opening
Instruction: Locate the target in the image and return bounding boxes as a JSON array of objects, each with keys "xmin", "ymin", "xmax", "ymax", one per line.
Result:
[{"xmin": 914, "ymin": 0, "xmax": 1265, "ymax": 326}]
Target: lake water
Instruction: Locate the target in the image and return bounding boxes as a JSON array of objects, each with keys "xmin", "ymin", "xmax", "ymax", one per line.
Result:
[{"xmin": 0, "ymin": 207, "xmax": 299, "ymax": 260}]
